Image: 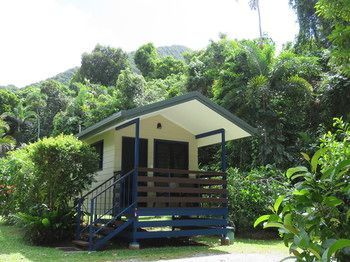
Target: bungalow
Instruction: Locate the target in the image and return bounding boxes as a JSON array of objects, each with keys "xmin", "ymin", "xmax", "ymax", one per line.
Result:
[{"xmin": 74, "ymin": 91, "xmax": 256, "ymax": 251}]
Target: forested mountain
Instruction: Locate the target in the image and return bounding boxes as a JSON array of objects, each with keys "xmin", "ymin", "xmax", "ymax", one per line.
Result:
[
  {"xmin": 49, "ymin": 67, "xmax": 79, "ymax": 85},
  {"xmin": 0, "ymin": 45, "xmax": 189, "ymax": 89},
  {"xmin": 18, "ymin": 45, "xmax": 190, "ymax": 88},
  {"xmin": 157, "ymin": 45, "xmax": 190, "ymax": 59}
]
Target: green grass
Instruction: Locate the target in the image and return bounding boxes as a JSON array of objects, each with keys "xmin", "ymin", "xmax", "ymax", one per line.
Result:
[{"xmin": 0, "ymin": 221, "xmax": 288, "ymax": 262}]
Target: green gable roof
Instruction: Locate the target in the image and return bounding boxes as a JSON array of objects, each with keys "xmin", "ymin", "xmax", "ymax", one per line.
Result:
[{"xmin": 77, "ymin": 92, "xmax": 257, "ymax": 140}]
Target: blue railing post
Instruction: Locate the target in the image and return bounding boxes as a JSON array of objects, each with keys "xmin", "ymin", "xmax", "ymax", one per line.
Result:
[
  {"xmin": 131, "ymin": 118, "xmax": 140, "ymax": 248},
  {"xmin": 75, "ymin": 198, "xmax": 83, "ymax": 240},
  {"xmin": 133, "ymin": 118, "xmax": 140, "ymax": 205},
  {"xmin": 89, "ymin": 198, "xmax": 94, "ymax": 251},
  {"xmin": 195, "ymin": 128, "xmax": 228, "ymax": 242},
  {"xmin": 221, "ymin": 129, "xmax": 226, "ymax": 173},
  {"xmin": 115, "ymin": 118, "xmax": 141, "ymax": 249}
]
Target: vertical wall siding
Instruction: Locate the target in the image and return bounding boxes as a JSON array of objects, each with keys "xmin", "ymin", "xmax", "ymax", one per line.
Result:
[{"xmin": 85, "ymin": 129, "xmax": 116, "ymax": 187}]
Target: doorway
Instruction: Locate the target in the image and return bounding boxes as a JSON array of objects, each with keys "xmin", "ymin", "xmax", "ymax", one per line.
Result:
[{"xmin": 120, "ymin": 137, "xmax": 148, "ymax": 209}]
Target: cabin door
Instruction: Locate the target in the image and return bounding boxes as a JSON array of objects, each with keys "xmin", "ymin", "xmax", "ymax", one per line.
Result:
[
  {"xmin": 120, "ymin": 137, "xmax": 148, "ymax": 209},
  {"xmin": 154, "ymin": 139, "xmax": 189, "ymax": 171},
  {"xmin": 154, "ymin": 139, "xmax": 189, "ymax": 207}
]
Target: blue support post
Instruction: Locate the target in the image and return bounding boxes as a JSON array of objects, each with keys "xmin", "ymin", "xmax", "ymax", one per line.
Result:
[
  {"xmin": 196, "ymin": 128, "xmax": 229, "ymax": 244},
  {"xmin": 221, "ymin": 129, "xmax": 226, "ymax": 172},
  {"xmin": 131, "ymin": 118, "xmax": 140, "ymax": 247},
  {"xmin": 75, "ymin": 198, "xmax": 83, "ymax": 240},
  {"xmin": 115, "ymin": 118, "xmax": 141, "ymax": 249},
  {"xmin": 89, "ymin": 199, "xmax": 94, "ymax": 251},
  {"xmin": 195, "ymin": 128, "xmax": 226, "ymax": 172}
]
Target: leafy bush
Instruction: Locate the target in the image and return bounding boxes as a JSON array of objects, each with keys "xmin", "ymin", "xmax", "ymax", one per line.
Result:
[
  {"xmin": 227, "ymin": 165, "xmax": 288, "ymax": 236},
  {"xmin": 16, "ymin": 204, "xmax": 75, "ymax": 245},
  {"xmin": 255, "ymin": 119, "xmax": 350, "ymax": 261},
  {"xmin": 0, "ymin": 134, "xmax": 98, "ymax": 244}
]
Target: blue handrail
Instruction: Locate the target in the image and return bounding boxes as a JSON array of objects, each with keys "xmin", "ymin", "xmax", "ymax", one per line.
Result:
[
  {"xmin": 75, "ymin": 171, "xmax": 120, "ymax": 240},
  {"xmin": 91, "ymin": 169, "xmax": 134, "ymax": 201},
  {"xmin": 76, "ymin": 168, "xmax": 137, "ymax": 250},
  {"xmin": 87, "ymin": 169, "xmax": 136, "ymax": 250}
]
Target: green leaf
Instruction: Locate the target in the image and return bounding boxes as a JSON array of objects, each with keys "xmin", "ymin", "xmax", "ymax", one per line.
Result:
[
  {"xmin": 254, "ymin": 215, "xmax": 270, "ymax": 228},
  {"xmin": 274, "ymin": 195, "xmax": 285, "ymax": 213},
  {"xmin": 336, "ymin": 159, "xmax": 350, "ymax": 172},
  {"xmin": 310, "ymin": 148, "xmax": 327, "ymax": 173},
  {"xmin": 290, "ymin": 173, "xmax": 309, "ymax": 180},
  {"xmin": 263, "ymin": 222, "xmax": 285, "ymax": 229},
  {"xmin": 284, "ymin": 224, "xmax": 299, "ymax": 235},
  {"xmin": 307, "ymin": 246, "xmax": 321, "ymax": 260},
  {"xmin": 284, "ymin": 213, "xmax": 292, "ymax": 225},
  {"xmin": 323, "ymin": 196, "xmax": 343, "ymax": 207},
  {"xmin": 322, "ymin": 239, "xmax": 350, "ymax": 261},
  {"xmin": 293, "ymin": 189, "xmax": 309, "ymax": 196},
  {"xmin": 286, "ymin": 166, "xmax": 308, "ymax": 179},
  {"xmin": 41, "ymin": 218, "xmax": 50, "ymax": 227},
  {"xmin": 301, "ymin": 152, "xmax": 310, "ymax": 162}
]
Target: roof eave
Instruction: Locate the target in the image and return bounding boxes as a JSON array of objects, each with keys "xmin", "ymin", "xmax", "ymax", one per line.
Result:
[{"xmin": 76, "ymin": 91, "xmax": 257, "ymax": 140}]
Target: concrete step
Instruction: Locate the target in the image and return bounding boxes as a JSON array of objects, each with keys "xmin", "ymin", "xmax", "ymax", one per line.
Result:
[{"xmin": 72, "ymin": 240, "xmax": 89, "ymax": 248}]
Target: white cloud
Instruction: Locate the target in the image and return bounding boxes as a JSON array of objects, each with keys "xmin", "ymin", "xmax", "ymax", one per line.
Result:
[{"xmin": 0, "ymin": 0, "xmax": 298, "ymax": 87}]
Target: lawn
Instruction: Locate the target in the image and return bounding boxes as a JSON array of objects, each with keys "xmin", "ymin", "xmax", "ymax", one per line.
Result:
[{"xmin": 0, "ymin": 221, "xmax": 289, "ymax": 262}]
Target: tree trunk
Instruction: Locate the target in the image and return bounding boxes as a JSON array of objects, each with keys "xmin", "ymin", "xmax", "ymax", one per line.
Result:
[{"xmin": 256, "ymin": 0, "xmax": 263, "ymax": 39}]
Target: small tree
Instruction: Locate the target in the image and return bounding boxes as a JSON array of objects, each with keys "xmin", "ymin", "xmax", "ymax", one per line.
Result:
[
  {"xmin": 255, "ymin": 119, "xmax": 350, "ymax": 261},
  {"xmin": 0, "ymin": 135, "xmax": 99, "ymax": 244}
]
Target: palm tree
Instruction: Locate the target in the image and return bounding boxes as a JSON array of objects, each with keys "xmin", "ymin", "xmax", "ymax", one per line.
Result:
[
  {"xmin": 249, "ymin": 0, "xmax": 263, "ymax": 39},
  {"xmin": 5, "ymin": 102, "xmax": 37, "ymax": 133},
  {"xmin": 0, "ymin": 117, "xmax": 15, "ymax": 155}
]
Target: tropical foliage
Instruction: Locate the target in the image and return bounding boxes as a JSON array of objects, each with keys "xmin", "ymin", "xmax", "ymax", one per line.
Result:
[
  {"xmin": 0, "ymin": 135, "xmax": 98, "ymax": 243},
  {"xmin": 255, "ymin": 119, "xmax": 350, "ymax": 261},
  {"xmin": 227, "ymin": 166, "xmax": 288, "ymax": 235}
]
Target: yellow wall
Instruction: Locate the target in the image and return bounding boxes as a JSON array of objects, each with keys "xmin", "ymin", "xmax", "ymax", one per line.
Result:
[
  {"xmin": 85, "ymin": 129, "xmax": 116, "ymax": 186},
  {"xmin": 84, "ymin": 114, "xmax": 198, "ymax": 188}
]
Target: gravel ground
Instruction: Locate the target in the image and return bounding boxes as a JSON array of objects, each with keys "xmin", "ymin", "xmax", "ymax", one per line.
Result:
[{"xmin": 156, "ymin": 253, "xmax": 291, "ymax": 262}]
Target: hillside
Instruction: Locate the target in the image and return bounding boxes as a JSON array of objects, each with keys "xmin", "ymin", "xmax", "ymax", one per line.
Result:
[
  {"xmin": 37, "ymin": 45, "xmax": 190, "ymax": 87},
  {"xmin": 157, "ymin": 45, "xmax": 190, "ymax": 59}
]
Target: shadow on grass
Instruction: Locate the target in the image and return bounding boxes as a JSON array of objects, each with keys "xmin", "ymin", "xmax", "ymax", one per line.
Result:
[{"xmin": 0, "ymin": 222, "xmax": 229, "ymax": 262}]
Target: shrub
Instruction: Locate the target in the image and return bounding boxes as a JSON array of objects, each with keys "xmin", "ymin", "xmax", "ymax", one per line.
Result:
[
  {"xmin": 255, "ymin": 119, "xmax": 350, "ymax": 261},
  {"xmin": 227, "ymin": 165, "xmax": 288, "ymax": 236},
  {"xmin": 16, "ymin": 204, "xmax": 75, "ymax": 245},
  {"xmin": 0, "ymin": 134, "xmax": 98, "ymax": 244}
]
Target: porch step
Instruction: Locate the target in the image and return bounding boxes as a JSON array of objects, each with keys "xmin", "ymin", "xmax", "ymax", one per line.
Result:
[
  {"xmin": 137, "ymin": 207, "xmax": 228, "ymax": 216},
  {"xmin": 72, "ymin": 240, "xmax": 89, "ymax": 248},
  {"xmin": 98, "ymin": 226, "xmax": 116, "ymax": 236},
  {"xmin": 136, "ymin": 218, "xmax": 227, "ymax": 228},
  {"xmin": 114, "ymin": 220, "xmax": 125, "ymax": 226}
]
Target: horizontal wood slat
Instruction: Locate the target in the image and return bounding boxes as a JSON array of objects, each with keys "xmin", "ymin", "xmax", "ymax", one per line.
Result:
[
  {"xmin": 136, "ymin": 219, "xmax": 227, "ymax": 228},
  {"xmin": 137, "ymin": 207, "xmax": 228, "ymax": 216},
  {"xmin": 138, "ymin": 196, "xmax": 227, "ymax": 204},
  {"xmin": 138, "ymin": 176, "xmax": 226, "ymax": 185},
  {"xmin": 138, "ymin": 167, "xmax": 225, "ymax": 177},
  {"xmin": 135, "ymin": 228, "xmax": 228, "ymax": 239},
  {"xmin": 138, "ymin": 186, "xmax": 227, "ymax": 195}
]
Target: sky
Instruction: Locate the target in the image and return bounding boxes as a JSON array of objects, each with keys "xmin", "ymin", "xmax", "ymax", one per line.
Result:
[{"xmin": 0, "ymin": 0, "xmax": 299, "ymax": 87}]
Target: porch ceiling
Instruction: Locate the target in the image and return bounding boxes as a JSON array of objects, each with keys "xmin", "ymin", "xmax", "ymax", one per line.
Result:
[
  {"xmin": 135, "ymin": 100, "xmax": 252, "ymax": 147},
  {"xmin": 77, "ymin": 92, "xmax": 256, "ymax": 147}
]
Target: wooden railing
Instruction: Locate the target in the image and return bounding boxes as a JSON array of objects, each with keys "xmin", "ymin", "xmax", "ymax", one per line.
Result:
[{"xmin": 137, "ymin": 167, "xmax": 227, "ymax": 208}]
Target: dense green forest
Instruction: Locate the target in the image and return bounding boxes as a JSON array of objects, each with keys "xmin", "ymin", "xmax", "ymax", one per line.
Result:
[{"xmin": 0, "ymin": 0, "xmax": 349, "ymax": 172}]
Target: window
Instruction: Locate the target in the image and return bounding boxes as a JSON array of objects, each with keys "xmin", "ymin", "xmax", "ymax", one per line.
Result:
[{"xmin": 92, "ymin": 140, "xmax": 103, "ymax": 170}]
